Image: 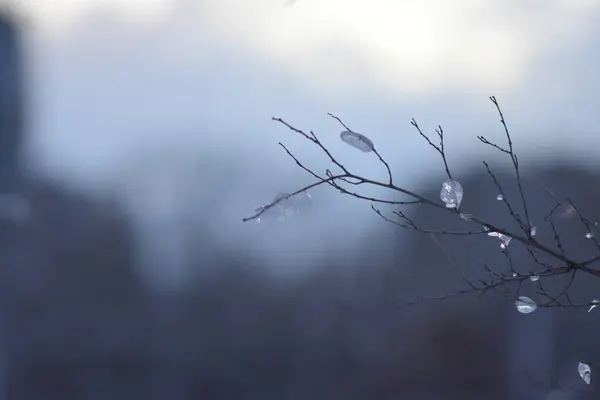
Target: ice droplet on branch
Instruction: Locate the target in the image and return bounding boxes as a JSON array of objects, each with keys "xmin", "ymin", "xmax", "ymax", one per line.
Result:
[
  {"xmin": 459, "ymin": 213, "xmax": 474, "ymax": 221},
  {"xmin": 578, "ymin": 362, "xmax": 591, "ymax": 385},
  {"xmin": 515, "ymin": 296, "xmax": 537, "ymax": 314},
  {"xmin": 585, "ymin": 232, "xmax": 594, "ymax": 239},
  {"xmin": 340, "ymin": 131, "xmax": 375, "ymax": 152},
  {"xmin": 530, "ymin": 226, "xmax": 537, "ymax": 237},
  {"xmin": 486, "ymin": 230, "xmax": 512, "ymax": 248},
  {"xmin": 529, "ymin": 275, "xmax": 540, "ymax": 282},
  {"xmin": 588, "ymin": 299, "xmax": 599, "ymax": 313},
  {"xmin": 256, "ymin": 191, "xmax": 312, "ymax": 223},
  {"xmin": 440, "ymin": 179, "xmax": 463, "ymax": 209},
  {"xmin": 496, "ymin": 194, "xmax": 503, "ymax": 201}
]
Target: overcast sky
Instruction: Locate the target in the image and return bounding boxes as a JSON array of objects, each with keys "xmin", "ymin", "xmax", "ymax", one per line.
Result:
[{"xmin": 8, "ymin": 0, "xmax": 600, "ymax": 286}]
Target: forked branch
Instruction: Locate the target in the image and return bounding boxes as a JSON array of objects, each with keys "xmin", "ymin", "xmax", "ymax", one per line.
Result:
[{"xmin": 243, "ymin": 97, "xmax": 600, "ymax": 310}]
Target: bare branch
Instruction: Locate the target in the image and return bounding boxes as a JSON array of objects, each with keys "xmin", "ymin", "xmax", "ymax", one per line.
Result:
[
  {"xmin": 371, "ymin": 205, "xmax": 487, "ymax": 236},
  {"xmin": 327, "ymin": 113, "xmax": 394, "ymax": 185},
  {"xmin": 479, "ymin": 96, "xmax": 531, "ymax": 233},
  {"xmin": 411, "ymin": 119, "xmax": 453, "ymax": 180},
  {"xmin": 482, "ymin": 161, "xmax": 527, "ymax": 232},
  {"xmin": 245, "ymin": 96, "xmax": 600, "ymax": 317}
]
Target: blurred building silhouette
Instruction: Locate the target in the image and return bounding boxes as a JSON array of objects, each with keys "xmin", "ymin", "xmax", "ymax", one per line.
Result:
[
  {"xmin": 0, "ymin": 9, "xmax": 21, "ymax": 190},
  {"xmin": 0, "ymin": 11, "xmax": 147, "ymax": 399}
]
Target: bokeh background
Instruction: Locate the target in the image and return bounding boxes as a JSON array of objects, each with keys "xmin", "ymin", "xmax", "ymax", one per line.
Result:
[{"xmin": 0, "ymin": 0, "xmax": 599, "ymax": 398}]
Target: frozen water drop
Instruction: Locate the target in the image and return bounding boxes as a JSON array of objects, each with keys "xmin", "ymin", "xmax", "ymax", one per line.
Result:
[
  {"xmin": 529, "ymin": 275, "xmax": 540, "ymax": 282},
  {"xmin": 578, "ymin": 362, "xmax": 591, "ymax": 385},
  {"xmin": 290, "ymin": 190, "xmax": 313, "ymax": 212},
  {"xmin": 255, "ymin": 191, "xmax": 311, "ymax": 223},
  {"xmin": 488, "ymin": 230, "xmax": 512, "ymax": 248},
  {"xmin": 585, "ymin": 232, "xmax": 594, "ymax": 239},
  {"xmin": 530, "ymin": 226, "xmax": 537, "ymax": 237},
  {"xmin": 515, "ymin": 296, "xmax": 537, "ymax": 314},
  {"xmin": 496, "ymin": 194, "xmax": 504, "ymax": 201},
  {"xmin": 272, "ymin": 192, "xmax": 293, "ymax": 221},
  {"xmin": 588, "ymin": 299, "xmax": 599, "ymax": 313},
  {"xmin": 440, "ymin": 179, "xmax": 463, "ymax": 209},
  {"xmin": 340, "ymin": 131, "xmax": 375, "ymax": 152},
  {"xmin": 560, "ymin": 204, "xmax": 576, "ymax": 218},
  {"xmin": 460, "ymin": 213, "xmax": 474, "ymax": 221},
  {"xmin": 512, "ymin": 272, "xmax": 518, "ymax": 277},
  {"xmin": 501, "ymin": 236, "xmax": 513, "ymax": 248}
]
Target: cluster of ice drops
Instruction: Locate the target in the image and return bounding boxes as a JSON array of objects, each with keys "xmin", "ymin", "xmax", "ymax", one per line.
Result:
[
  {"xmin": 255, "ymin": 129, "xmax": 375, "ymax": 223},
  {"xmin": 440, "ymin": 177, "xmax": 595, "ymax": 385},
  {"xmin": 254, "ymin": 127, "xmax": 597, "ymax": 385}
]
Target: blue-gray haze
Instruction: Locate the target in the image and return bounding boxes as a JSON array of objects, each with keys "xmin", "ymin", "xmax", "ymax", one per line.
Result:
[{"xmin": 2, "ymin": 1, "xmax": 600, "ymax": 398}]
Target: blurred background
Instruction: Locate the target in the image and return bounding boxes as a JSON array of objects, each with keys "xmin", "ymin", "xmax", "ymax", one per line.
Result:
[{"xmin": 0, "ymin": 0, "xmax": 599, "ymax": 398}]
